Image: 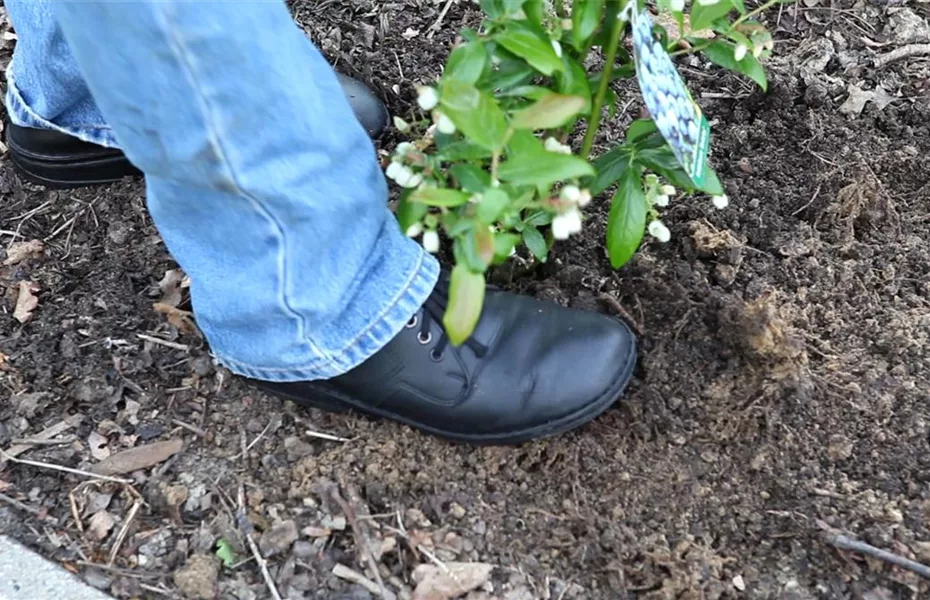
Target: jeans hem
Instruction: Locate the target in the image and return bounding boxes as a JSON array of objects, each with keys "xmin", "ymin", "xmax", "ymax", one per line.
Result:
[
  {"xmin": 5, "ymin": 55, "xmax": 120, "ymax": 148},
  {"xmin": 213, "ymin": 251, "xmax": 440, "ymax": 382}
]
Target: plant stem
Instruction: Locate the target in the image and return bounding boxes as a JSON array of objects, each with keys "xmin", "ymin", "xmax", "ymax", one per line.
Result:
[{"xmin": 580, "ymin": 10, "xmax": 625, "ymax": 159}]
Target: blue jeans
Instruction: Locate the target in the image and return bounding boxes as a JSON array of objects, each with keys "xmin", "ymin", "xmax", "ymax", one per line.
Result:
[{"xmin": 5, "ymin": 0, "xmax": 439, "ymax": 381}]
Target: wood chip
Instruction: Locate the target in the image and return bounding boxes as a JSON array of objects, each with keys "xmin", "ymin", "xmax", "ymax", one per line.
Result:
[
  {"xmin": 3, "ymin": 239, "xmax": 44, "ymax": 266},
  {"xmin": 412, "ymin": 562, "xmax": 493, "ymax": 600},
  {"xmin": 2, "ymin": 414, "xmax": 84, "ymax": 464},
  {"xmin": 90, "ymin": 439, "xmax": 183, "ymax": 476},
  {"xmin": 13, "ymin": 281, "xmax": 39, "ymax": 323}
]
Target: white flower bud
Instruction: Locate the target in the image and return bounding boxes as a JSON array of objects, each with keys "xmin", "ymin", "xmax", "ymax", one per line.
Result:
[
  {"xmin": 406, "ymin": 223, "xmax": 423, "ymax": 238},
  {"xmin": 696, "ymin": 0, "xmax": 719, "ymax": 5},
  {"xmin": 753, "ymin": 41, "xmax": 764, "ymax": 58},
  {"xmin": 393, "ymin": 116, "xmax": 410, "ymax": 132},
  {"xmin": 386, "ymin": 161, "xmax": 403, "ymax": 181},
  {"xmin": 395, "ymin": 142, "xmax": 414, "ymax": 156},
  {"xmin": 660, "ymin": 185, "xmax": 676, "ymax": 196},
  {"xmin": 712, "ymin": 194, "xmax": 729, "ymax": 209},
  {"xmin": 404, "ymin": 173, "xmax": 424, "ymax": 188},
  {"xmin": 422, "ymin": 229, "xmax": 440, "ymax": 253},
  {"xmin": 734, "ymin": 43, "xmax": 748, "ymax": 62},
  {"xmin": 552, "ymin": 208, "xmax": 583, "ymax": 240},
  {"xmin": 561, "ymin": 19, "xmax": 573, "ymax": 30},
  {"xmin": 436, "ymin": 111, "xmax": 456, "ymax": 134},
  {"xmin": 560, "ymin": 185, "xmax": 581, "ymax": 203},
  {"xmin": 551, "ymin": 40, "xmax": 563, "ymax": 58},
  {"xmin": 577, "ymin": 189, "xmax": 592, "ymax": 207},
  {"xmin": 393, "ymin": 165, "xmax": 412, "ymax": 186},
  {"xmin": 653, "ymin": 194, "xmax": 670, "ymax": 208},
  {"xmin": 648, "ymin": 220, "xmax": 671, "ymax": 243},
  {"xmin": 669, "ymin": 0, "xmax": 685, "ymax": 11},
  {"xmin": 416, "ymin": 86, "xmax": 439, "ymax": 111}
]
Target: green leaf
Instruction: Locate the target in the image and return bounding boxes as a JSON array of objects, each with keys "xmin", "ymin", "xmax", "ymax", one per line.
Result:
[
  {"xmin": 497, "ymin": 85, "xmax": 551, "ymax": 99},
  {"xmin": 439, "ymin": 80, "xmax": 510, "ymax": 150},
  {"xmin": 700, "ymin": 162, "xmax": 725, "ymax": 196},
  {"xmin": 524, "ymin": 210, "xmax": 553, "ymax": 227},
  {"xmin": 511, "ymin": 92, "xmax": 588, "ymax": 129},
  {"xmin": 436, "ymin": 140, "xmax": 493, "ymax": 162},
  {"xmin": 496, "ymin": 22, "xmax": 564, "ymax": 76},
  {"xmin": 478, "ymin": 188, "xmax": 510, "ymax": 223},
  {"xmin": 451, "ymin": 164, "xmax": 491, "ymax": 193},
  {"xmin": 506, "ymin": 129, "xmax": 546, "ymax": 156},
  {"xmin": 410, "ymin": 187, "xmax": 471, "ymax": 207},
  {"xmin": 690, "ymin": 0, "xmax": 733, "ymax": 32},
  {"xmin": 445, "ymin": 40, "xmax": 488, "ymax": 84},
  {"xmin": 522, "ymin": 0, "xmax": 546, "ymax": 26},
  {"xmin": 572, "ymin": 0, "xmax": 605, "ymax": 49},
  {"xmin": 731, "ymin": 0, "xmax": 747, "ymax": 14},
  {"xmin": 475, "ymin": 226, "xmax": 496, "ymax": 265},
  {"xmin": 216, "ymin": 538, "xmax": 239, "ymax": 568},
  {"xmin": 589, "ymin": 145, "xmax": 632, "ymax": 196},
  {"xmin": 606, "ymin": 168, "xmax": 647, "ymax": 269},
  {"xmin": 484, "ymin": 58, "xmax": 537, "ymax": 92},
  {"xmin": 443, "ymin": 264, "xmax": 486, "ymax": 346},
  {"xmin": 499, "ymin": 151, "xmax": 594, "ymax": 186},
  {"xmin": 637, "ymin": 146, "xmax": 698, "ymax": 191},
  {"xmin": 702, "ymin": 40, "xmax": 768, "ymax": 91},
  {"xmin": 626, "ymin": 119, "xmax": 658, "ymax": 143},
  {"xmin": 480, "ymin": 0, "xmax": 507, "ymax": 18},
  {"xmin": 493, "ymin": 232, "xmax": 521, "ymax": 263},
  {"xmin": 557, "ymin": 55, "xmax": 593, "ymax": 110},
  {"xmin": 522, "ymin": 226, "xmax": 549, "ymax": 261},
  {"xmin": 396, "ymin": 190, "xmax": 428, "ymax": 232}
]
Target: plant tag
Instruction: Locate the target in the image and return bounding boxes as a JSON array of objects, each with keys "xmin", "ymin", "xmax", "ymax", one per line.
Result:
[{"xmin": 624, "ymin": 2, "xmax": 711, "ymax": 188}]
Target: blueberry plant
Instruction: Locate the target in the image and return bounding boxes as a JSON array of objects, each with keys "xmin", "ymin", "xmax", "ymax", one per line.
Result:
[{"xmin": 387, "ymin": 0, "xmax": 781, "ymax": 343}]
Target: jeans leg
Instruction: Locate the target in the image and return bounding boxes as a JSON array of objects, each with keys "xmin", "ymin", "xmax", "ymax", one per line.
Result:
[
  {"xmin": 50, "ymin": 0, "xmax": 439, "ymax": 381},
  {"xmin": 4, "ymin": 0, "xmax": 118, "ymax": 147}
]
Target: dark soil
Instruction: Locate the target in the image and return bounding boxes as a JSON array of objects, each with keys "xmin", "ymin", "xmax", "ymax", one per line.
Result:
[{"xmin": 2, "ymin": 1, "xmax": 930, "ymax": 599}]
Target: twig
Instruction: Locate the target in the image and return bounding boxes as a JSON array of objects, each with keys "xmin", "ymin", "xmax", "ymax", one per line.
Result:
[
  {"xmin": 321, "ymin": 481, "xmax": 390, "ymax": 597},
  {"xmin": 238, "ymin": 485, "xmax": 282, "ymax": 600},
  {"xmin": 2, "ymin": 414, "xmax": 84, "ymax": 463},
  {"xmin": 10, "ymin": 435, "xmax": 77, "ymax": 446},
  {"xmin": 333, "ymin": 563, "xmax": 389, "ymax": 597},
  {"xmin": 170, "ymin": 418, "xmax": 205, "ymax": 437},
  {"xmin": 136, "ymin": 334, "xmax": 189, "ymax": 351},
  {"xmin": 0, "ymin": 491, "xmax": 57, "ymax": 523},
  {"xmin": 874, "ymin": 43, "xmax": 930, "ymax": 68},
  {"xmin": 109, "ymin": 497, "xmax": 143, "ymax": 565},
  {"xmin": 826, "ymin": 534, "xmax": 930, "ymax": 579},
  {"xmin": 427, "ymin": 0, "xmax": 455, "ymax": 38},
  {"xmin": 76, "ymin": 561, "xmax": 167, "ymax": 580},
  {"xmin": 305, "ymin": 429, "xmax": 350, "ymax": 443},
  {"xmin": 0, "ymin": 448, "xmax": 132, "ymax": 484},
  {"xmin": 597, "ymin": 293, "xmax": 644, "ymax": 336}
]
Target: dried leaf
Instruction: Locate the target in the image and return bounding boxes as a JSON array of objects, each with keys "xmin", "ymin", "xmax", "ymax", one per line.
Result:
[
  {"xmin": 3, "ymin": 239, "xmax": 44, "ymax": 266},
  {"xmin": 412, "ymin": 562, "xmax": 494, "ymax": 600},
  {"xmin": 153, "ymin": 302, "xmax": 198, "ymax": 334},
  {"xmin": 87, "ymin": 431, "xmax": 111, "ymax": 461},
  {"xmin": 0, "ymin": 479, "xmax": 11, "ymax": 492},
  {"xmin": 90, "ymin": 438, "xmax": 183, "ymax": 476},
  {"xmin": 13, "ymin": 281, "xmax": 39, "ymax": 323},
  {"xmin": 157, "ymin": 269, "xmax": 186, "ymax": 307},
  {"xmin": 82, "ymin": 491, "xmax": 114, "ymax": 517},
  {"xmin": 87, "ymin": 510, "xmax": 116, "ymax": 541}
]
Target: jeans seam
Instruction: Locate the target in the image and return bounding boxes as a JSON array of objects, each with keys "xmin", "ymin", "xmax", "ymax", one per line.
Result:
[
  {"xmin": 213, "ymin": 250, "xmax": 431, "ymax": 375},
  {"xmin": 155, "ymin": 3, "xmax": 326, "ymax": 362}
]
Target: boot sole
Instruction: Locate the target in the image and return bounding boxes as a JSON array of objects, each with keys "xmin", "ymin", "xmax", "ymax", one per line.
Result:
[
  {"xmin": 8, "ymin": 144, "xmax": 141, "ymax": 189},
  {"xmin": 255, "ymin": 324, "xmax": 637, "ymax": 445}
]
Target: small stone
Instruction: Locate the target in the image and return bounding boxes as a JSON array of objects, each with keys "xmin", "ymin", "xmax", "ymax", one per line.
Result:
[
  {"xmin": 472, "ymin": 520, "xmax": 487, "ymax": 535},
  {"xmin": 449, "ymin": 503, "xmax": 466, "ymax": 519},
  {"xmin": 913, "ymin": 541, "xmax": 930, "ymax": 563},
  {"xmin": 732, "ymin": 574, "xmax": 746, "ymax": 591},
  {"xmin": 292, "ymin": 540, "xmax": 315, "ymax": 558},
  {"xmin": 259, "ymin": 520, "xmax": 299, "ymax": 557},
  {"xmin": 406, "ymin": 508, "xmax": 432, "ymax": 528},
  {"xmin": 302, "ymin": 526, "xmax": 331, "ymax": 538},
  {"xmin": 320, "ymin": 515, "xmax": 346, "ymax": 530},
  {"xmin": 886, "ymin": 507, "xmax": 904, "ymax": 523},
  {"xmin": 827, "ymin": 434, "xmax": 854, "ymax": 461},
  {"xmin": 173, "ymin": 554, "xmax": 219, "ymax": 600}
]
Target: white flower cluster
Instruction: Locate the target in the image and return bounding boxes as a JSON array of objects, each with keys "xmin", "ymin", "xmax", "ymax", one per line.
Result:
[
  {"xmin": 552, "ymin": 185, "xmax": 592, "ymax": 241},
  {"xmin": 406, "ymin": 222, "xmax": 440, "ymax": 253},
  {"xmin": 385, "ymin": 142, "xmax": 424, "ymax": 188},
  {"xmin": 544, "ymin": 137, "xmax": 572, "ymax": 155}
]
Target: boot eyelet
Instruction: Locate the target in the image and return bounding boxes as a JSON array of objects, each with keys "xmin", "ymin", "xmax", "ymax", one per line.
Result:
[
  {"xmin": 417, "ymin": 331, "xmax": 432, "ymax": 345},
  {"xmin": 406, "ymin": 315, "xmax": 418, "ymax": 329},
  {"xmin": 429, "ymin": 349, "xmax": 443, "ymax": 362}
]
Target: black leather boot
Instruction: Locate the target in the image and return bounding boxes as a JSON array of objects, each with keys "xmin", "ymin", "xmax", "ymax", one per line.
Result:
[
  {"xmin": 252, "ymin": 276, "xmax": 637, "ymax": 445},
  {"xmin": 6, "ymin": 73, "xmax": 390, "ymax": 188}
]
